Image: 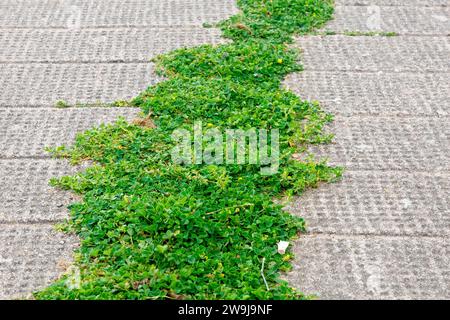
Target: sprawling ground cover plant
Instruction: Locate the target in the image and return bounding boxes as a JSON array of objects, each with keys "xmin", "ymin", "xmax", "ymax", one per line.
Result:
[{"xmin": 37, "ymin": 0, "xmax": 340, "ymax": 299}]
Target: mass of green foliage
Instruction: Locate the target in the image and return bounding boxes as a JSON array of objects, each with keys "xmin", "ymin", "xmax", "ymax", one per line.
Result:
[{"xmin": 36, "ymin": 0, "xmax": 340, "ymax": 300}]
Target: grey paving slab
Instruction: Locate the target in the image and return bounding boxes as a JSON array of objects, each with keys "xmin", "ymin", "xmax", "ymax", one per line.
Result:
[
  {"xmin": 0, "ymin": 28, "xmax": 225, "ymax": 62},
  {"xmin": 0, "ymin": 108, "xmax": 139, "ymax": 158},
  {"xmin": 287, "ymin": 0, "xmax": 450, "ymax": 301},
  {"xmin": 0, "ymin": 63, "xmax": 158, "ymax": 107},
  {"xmin": 0, "ymin": 0, "xmax": 238, "ymax": 28},
  {"xmin": 284, "ymin": 71, "xmax": 450, "ymax": 116},
  {"xmin": 323, "ymin": 5, "xmax": 450, "ymax": 35},
  {"xmin": 0, "ymin": 107, "xmax": 139, "ymax": 222},
  {"xmin": 286, "ymin": 170, "xmax": 450, "ymax": 237},
  {"xmin": 0, "ymin": 159, "xmax": 85, "ymax": 223},
  {"xmin": 303, "ymin": 115, "xmax": 450, "ymax": 171},
  {"xmin": 295, "ymin": 35, "xmax": 450, "ymax": 72},
  {"xmin": 336, "ymin": 0, "xmax": 449, "ymax": 6},
  {"xmin": 285, "ymin": 234, "xmax": 450, "ymax": 300},
  {"xmin": 0, "ymin": 224, "xmax": 78, "ymax": 299}
]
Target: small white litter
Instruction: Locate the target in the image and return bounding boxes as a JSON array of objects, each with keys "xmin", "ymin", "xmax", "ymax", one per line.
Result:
[{"xmin": 277, "ymin": 241, "xmax": 290, "ymax": 254}]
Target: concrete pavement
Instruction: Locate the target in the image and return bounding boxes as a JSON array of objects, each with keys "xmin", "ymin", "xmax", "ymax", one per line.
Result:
[{"xmin": 284, "ymin": 0, "xmax": 450, "ymax": 299}]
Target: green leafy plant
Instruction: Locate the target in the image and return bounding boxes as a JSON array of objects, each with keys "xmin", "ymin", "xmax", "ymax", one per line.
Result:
[
  {"xmin": 342, "ymin": 30, "xmax": 397, "ymax": 36},
  {"xmin": 36, "ymin": 0, "xmax": 340, "ymax": 300},
  {"xmin": 55, "ymin": 100, "xmax": 70, "ymax": 108}
]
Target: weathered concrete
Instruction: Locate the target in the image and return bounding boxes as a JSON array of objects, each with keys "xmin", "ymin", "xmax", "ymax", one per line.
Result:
[
  {"xmin": 0, "ymin": 159, "xmax": 83, "ymax": 223},
  {"xmin": 0, "ymin": 224, "xmax": 78, "ymax": 299},
  {"xmin": 324, "ymin": 5, "xmax": 450, "ymax": 35},
  {"xmin": 287, "ymin": 1, "xmax": 450, "ymax": 299},
  {"xmin": 286, "ymin": 170, "xmax": 450, "ymax": 237},
  {"xmin": 285, "ymin": 71, "xmax": 450, "ymax": 116},
  {"xmin": 336, "ymin": 0, "xmax": 449, "ymax": 6},
  {"xmin": 295, "ymin": 36, "xmax": 450, "ymax": 72},
  {"xmin": 285, "ymin": 234, "xmax": 450, "ymax": 300},
  {"xmin": 0, "ymin": 63, "xmax": 158, "ymax": 107},
  {"xmin": 297, "ymin": 115, "xmax": 450, "ymax": 171},
  {"xmin": 0, "ymin": 108, "xmax": 138, "ymax": 157},
  {"xmin": 0, "ymin": 0, "xmax": 238, "ymax": 28},
  {"xmin": 0, "ymin": 28, "xmax": 224, "ymax": 62}
]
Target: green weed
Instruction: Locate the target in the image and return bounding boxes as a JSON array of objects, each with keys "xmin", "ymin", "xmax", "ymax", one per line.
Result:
[
  {"xmin": 55, "ymin": 100, "xmax": 70, "ymax": 108},
  {"xmin": 37, "ymin": 0, "xmax": 340, "ymax": 300}
]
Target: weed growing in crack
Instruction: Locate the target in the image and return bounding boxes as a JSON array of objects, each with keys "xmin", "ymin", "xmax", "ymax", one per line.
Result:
[{"xmin": 37, "ymin": 0, "xmax": 341, "ymax": 300}]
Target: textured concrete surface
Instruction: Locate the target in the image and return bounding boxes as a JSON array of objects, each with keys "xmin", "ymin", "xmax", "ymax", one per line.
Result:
[
  {"xmin": 0, "ymin": 26, "xmax": 230, "ymax": 107},
  {"xmin": 285, "ymin": 171, "xmax": 450, "ymax": 237},
  {"xmin": 295, "ymin": 36, "xmax": 450, "ymax": 72},
  {"xmin": 0, "ymin": 224, "xmax": 78, "ymax": 300},
  {"xmin": 285, "ymin": 71, "xmax": 450, "ymax": 116},
  {"xmin": 287, "ymin": 1, "xmax": 450, "ymax": 299},
  {"xmin": 336, "ymin": 0, "xmax": 449, "ymax": 6},
  {"xmin": 0, "ymin": 28, "xmax": 224, "ymax": 62},
  {"xmin": 297, "ymin": 115, "xmax": 450, "ymax": 171},
  {"xmin": 0, "ymin": 0, "xmax": 238, "ymax": 28},
  {"xmin": 0, "ymin": 159, "xmax": 82, "ymax": 223},
  {"xmin": 326, "ymin": 4, "xmax": 450, "ymax": 35},
  {"xmin": 0, "ymin": 108, "xmax": 138, "ymax": 157},
  {"xmin": 0, "ymin": 0, "xmax": 237, "ymax": 298},
  {"xmin": 285, "ymin": 235, "xmax": 450, "ymax": 300},
  {"xmin": 0, "ymin": 63, "xmax": 157, "ymax": 107}
]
